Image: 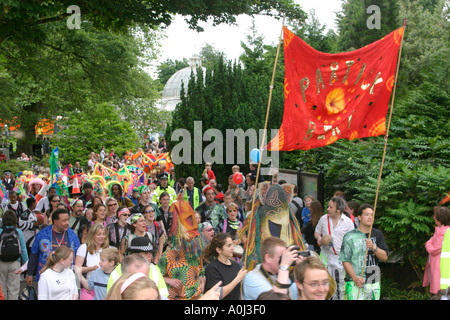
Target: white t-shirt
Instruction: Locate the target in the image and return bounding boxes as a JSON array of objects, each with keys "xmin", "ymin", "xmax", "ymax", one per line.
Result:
[
  {"xmin": 36, "ymin": 196, "xmax": 50, "ymax": 213},
  {"xmin": 315, "ymin": 214, "xmax": 355, "ymax": 267},
  {"xmin": 38, "ymin": 268, "xmax": 78, "ymax": 300},
  {"xmin": 76, "ymin": 243, "xmax": 103, "ymax": 280}
]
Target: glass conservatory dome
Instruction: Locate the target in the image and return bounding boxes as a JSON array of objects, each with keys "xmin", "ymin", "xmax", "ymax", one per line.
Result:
[{"xmin": 160, "ymin": 54, "xmax": 206, "ymax": 111}]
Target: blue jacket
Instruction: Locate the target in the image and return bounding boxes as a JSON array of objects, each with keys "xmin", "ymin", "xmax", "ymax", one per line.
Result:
[
  {"xmin": 0, "ymin": 226, "xmax": 28, "ymax": 264},
  {"xmin": 29, "ymin": 225, "xmax": 80, "ymax": 281}
]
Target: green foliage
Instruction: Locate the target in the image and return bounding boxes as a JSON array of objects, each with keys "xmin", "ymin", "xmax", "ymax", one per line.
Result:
[
  {"xmin": 381, "ymin": 276, "xmax": 430, "ymax": 300},
  {"xmin": 0, "ymin": 159, "xmax": 32, "ymax": 177},
  {"xmin": 156, "ymin": 58, "xmax": 189, "ymax": 87},
  {"xmin": 336, "ymin": 0, "xmax": 401, "ymax": 51},
  {"xmin": 0, "ymin": 19, "xmax": 160, "ymax": 155},
  {"xmin": 165, "ymin": 48, "xmax": 284, "ymax": 188},
  {"xmin": 292, "ymin": 9, "xmax": 339, "ymax": 53},
  {"xmin": 0, "ymin": 0, "xmax": 306, "ymax": 43},
  {"xmin": 52, "ymin": 103, "xmax": 139, "ymax": 166},
  {"xmin": 378, "ymin": 199, "xmax": 433, "ymax": 275}
]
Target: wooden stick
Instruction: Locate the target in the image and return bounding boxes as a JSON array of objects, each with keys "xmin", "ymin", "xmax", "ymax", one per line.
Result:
[
  {"xmin": 244, "ymin": 18, "xmax": 284, "ymax": 269},
  {"xmin": 356, "ymin": 19, "xmax": 406, "ymax": 299}
]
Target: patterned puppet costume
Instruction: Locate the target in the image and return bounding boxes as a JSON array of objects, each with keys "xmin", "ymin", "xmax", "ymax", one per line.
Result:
[
  {"xmin": 239, "ymin": 182, "xmax": 306, "ymax": 271},
  {"xmin": 157, "ymin": 199, "xmax": 207, "ymax": 300}
]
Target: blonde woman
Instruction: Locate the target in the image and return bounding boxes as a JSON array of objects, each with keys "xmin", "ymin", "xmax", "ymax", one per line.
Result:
[
  {"xmin": 38, "ymin": 247, "xmax": 78, "ymax": 300},
  {"xmin": 105, "ymin": 272, "xmax": 161, "ymax": 300},
  {"xmin": 75, "ymin": 223, "xmax": 110, "ymax": 300}
]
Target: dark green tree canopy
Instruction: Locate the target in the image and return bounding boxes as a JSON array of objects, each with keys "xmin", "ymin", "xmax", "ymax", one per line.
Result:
[{"xmin": 0, "ymin": 0, "xmax": 306, "ymax": 44}]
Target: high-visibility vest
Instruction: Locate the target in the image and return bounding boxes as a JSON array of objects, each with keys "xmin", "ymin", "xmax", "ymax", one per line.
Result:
[
  {"xmin": 168, "ymin": 174, "xmax": 175, "ymax": 187},
  {"xmin": 152, "ymin": 186, "xmax": 176, "ymax": 206},
  {"xmin": 184, "ymin": 187, "xmax": 200, "ymax": 209},
  {"xmin": 441, "ymin": 229, "xmax": 450, "ymax": 290}
]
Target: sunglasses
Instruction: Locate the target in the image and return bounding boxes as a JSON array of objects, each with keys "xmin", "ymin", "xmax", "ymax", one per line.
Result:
[{"xmin": 145, "ymin": 209, "xmax": 155, "ymax": 213}]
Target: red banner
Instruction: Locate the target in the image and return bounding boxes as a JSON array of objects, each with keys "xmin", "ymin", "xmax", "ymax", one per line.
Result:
[{"xmin": 266, "ymin": 26, "xmax": 404, "ymax": 151}]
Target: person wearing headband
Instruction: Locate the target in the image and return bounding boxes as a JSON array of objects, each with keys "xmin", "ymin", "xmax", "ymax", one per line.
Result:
[
  {"xmin": 130, "ymin": 185, "xmax": 159, "ymax": 217},
  {"xmin": 105, "ymin": 272, "xmax": 160, "ymax": 300},
  {"xmin": 120, "ymin": 213, "xmax": 155, "ymax": 261},
  {"xmin": 107, "ymin": 207, "xmax": 131, "ymax": 250},
  {"xmin": 142, "ymin": 204, "xmax": 165, "ymax": 264}
]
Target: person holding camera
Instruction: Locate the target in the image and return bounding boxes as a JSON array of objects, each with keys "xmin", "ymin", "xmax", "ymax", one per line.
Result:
[{"xmin": 242, "ymin": 236, "xmax": 305, "ymax": 300}]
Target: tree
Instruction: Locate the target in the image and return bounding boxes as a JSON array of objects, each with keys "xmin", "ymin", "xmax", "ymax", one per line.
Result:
[
  {"xmin": 1, "ymin": 0, "xmax": 307, "ymax": 157},
  {"xmin": 53, "ymin": 103, "xmax": 139, "ymax": 165},
  {"xmin": 0, "ymin": 0, "xmax": 306, "ymax": 45},
  {"xmin": 292, "ymin": 9, "xmax": 338, "ymax": 53},
  {"xmin": 165, "ymin": 52, "xmax": 283, "ymax": 189},
  {"xmin": 156, "ymin": 58, "xmax": 189, "ymax": 87},
  {"xmin": 0, "ymin": 20, "xmax": 158, "ymax": 155},
  {"xmin": 336, "ymin": 0, "xmax": 401, "ymax": 51},
  {"xmin": 199, "ymin": 43, "xmax": 225, "ymax": 70}
]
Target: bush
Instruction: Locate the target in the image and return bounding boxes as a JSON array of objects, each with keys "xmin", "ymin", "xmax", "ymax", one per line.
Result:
[{"xmin": 0, "ymin": 159, "xmax": 33, "ymax": 176}]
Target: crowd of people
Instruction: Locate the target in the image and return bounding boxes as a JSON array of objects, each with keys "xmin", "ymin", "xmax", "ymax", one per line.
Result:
[{"xmin": 0, "ymin": 145, "xmax": 449, "ymax": 302}]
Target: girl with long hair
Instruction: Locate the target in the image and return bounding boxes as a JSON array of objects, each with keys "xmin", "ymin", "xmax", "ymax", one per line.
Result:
[
  {"xmin": 38, "ymin": 247, "xmax": 78, "ymax": 300},
  {"xmin": 301, "ymin": 200, "xmax": 324, "ymax": 253}
]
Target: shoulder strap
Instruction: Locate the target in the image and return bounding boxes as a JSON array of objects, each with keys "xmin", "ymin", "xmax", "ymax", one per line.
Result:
[
  {"xmin": 327, "ymin": 215, "xmax": 338, "ymax": 255},
  {"xmin": 154, "ymin": 221, "xmax": 160, "ymax": 235},
  {"xmin": 292, "ymin": 200, "xmax": 302, "ymax": 212},
  {"xmin": 71, "ymin": 217, "xmax": 80, "ymax": 230}
]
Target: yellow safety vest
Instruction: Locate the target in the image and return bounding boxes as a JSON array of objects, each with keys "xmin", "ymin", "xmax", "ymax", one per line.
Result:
[
  {"xmin": 183, "ymin": 187, "xmax": 200, "ymax": 209},
  {"xmin": 152, "ymin": 186, "xmax": 176, "ymax": 206},
  {"xmin": 441, "ymin": 229, "xmax": 450, "ymax": 290}
]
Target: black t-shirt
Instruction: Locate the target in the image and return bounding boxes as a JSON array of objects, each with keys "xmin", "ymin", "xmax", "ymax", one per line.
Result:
[{"xmin": 205, "ymin": 257, "xmax": 241, "ymax": 300}]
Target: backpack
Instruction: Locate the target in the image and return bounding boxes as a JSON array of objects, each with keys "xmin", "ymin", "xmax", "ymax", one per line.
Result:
[
  {"xmin": 0, "ymin": 228, "xmax": 22, "ymax": 262},
  {"xmin": 19, "ymin": 285, "xmax": 37, "ymax": 300}
]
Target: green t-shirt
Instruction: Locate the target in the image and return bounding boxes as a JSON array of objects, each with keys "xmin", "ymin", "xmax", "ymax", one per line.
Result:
[{"xmin": 339, "ymin": 228, "xmax": 388, "ymax": 282}]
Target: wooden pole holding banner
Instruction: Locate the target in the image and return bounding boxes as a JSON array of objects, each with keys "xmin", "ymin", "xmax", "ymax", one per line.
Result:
[
  {"xmin": 356, "ymin": 19, "xmax": 407, "ymax": 299},
  {"xmin": 243, "ymin": 18, "xmax": 285, "ymax": 269}
]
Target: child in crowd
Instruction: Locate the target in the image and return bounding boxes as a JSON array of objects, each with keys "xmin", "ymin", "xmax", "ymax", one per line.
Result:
[
  {"xmin": 244, "ymin": 201, "xmax": 253, "ymax": 219},
  {"xmin": 232, "ymin": 165, "xmax": 245, "ymax": 189},
  {"xmin": 38, "ymin": 247, "xmax": 78, "ymax": 300},
  {"xmin": 7, "ymin": 190, "xmax": 25, "ymax": 218},
  {"xmin": 195, "ymin": 211, "xmax": 202, "ymax": 226},
  {"xmin": 18, "ymin": 197, "xmax": 42, "ymax": 255},
  {"xmin": 223, "ymin": 192, "xmax": 244, "ymax": 222},
  {"xmin": 75, "ymin": 247, "xmax": 120, "ymax": 300},
  {"xmin": 301, "ymin": 195, "xmax": 315, "ymax": 226},
  {"xmin": 203, "ymin": 162, "xmax": 216, "ymax": 183}
]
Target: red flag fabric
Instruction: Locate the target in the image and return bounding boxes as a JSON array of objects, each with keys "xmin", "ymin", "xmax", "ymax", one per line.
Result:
[{"xmin": 266, "ymin": 26, "xmax": 404, "ymax": 151}]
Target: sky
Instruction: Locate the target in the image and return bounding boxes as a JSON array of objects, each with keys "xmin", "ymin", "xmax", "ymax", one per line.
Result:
[{"xmin": 152, "ymin": 0, "xmax": 343, "ymax": 70}]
